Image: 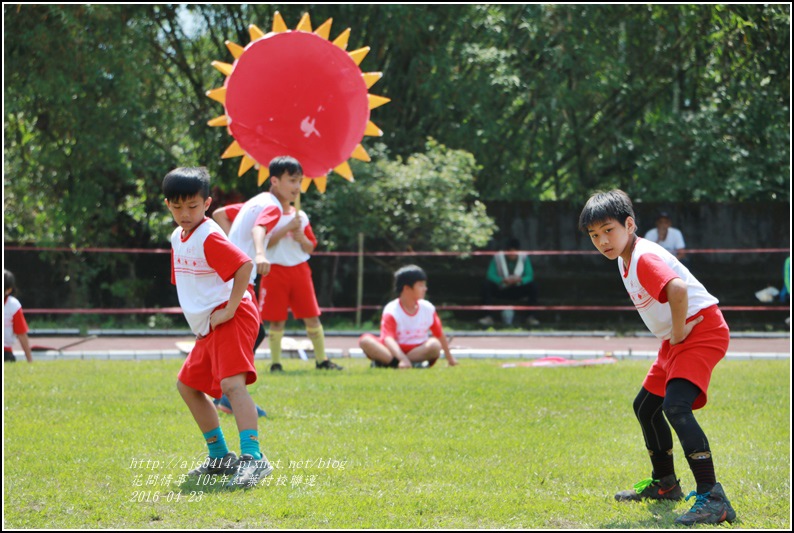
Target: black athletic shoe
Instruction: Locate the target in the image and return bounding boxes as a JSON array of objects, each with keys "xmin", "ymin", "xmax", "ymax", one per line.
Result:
[
  {"xmin": 187, "ymin": 452, "xmax": 238, "ymax": 477},
  {"xmin": 674, "ymin": 483, "xmax": 736, "ymax": 525},
  {"xmin": 370, "ymin": 358, "xmax": 399, "ymax": 369},
  {"xmin": 226, "ymin": 453, "xmax": 274, "ymax": 490},
  {"xmin": 316, "ymin": 359, "xmax": 343, "ymax": 370},
  {"xmin": 269, "ymin": 363, "xmax": 284, "ymax": 373},
  {"xmin": 615, "ymin": 474, "xmax": 683, "ymax": 502}
]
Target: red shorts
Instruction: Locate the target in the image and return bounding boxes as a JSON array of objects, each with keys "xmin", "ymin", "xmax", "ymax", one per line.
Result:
[
  {"xmin": 358, "ymin": 333, "xmax": 424, "ymax": 354},
  {"xmin": 259, "ymin": 262, "xmax": 321, "ymax": 322},
  {"xmin": 177, "ymin": 297, "xmax": 260, "ymax": 399},
  {"xmin": 643, "ymin": 305, "xmax": 729, "ymax": 410}
]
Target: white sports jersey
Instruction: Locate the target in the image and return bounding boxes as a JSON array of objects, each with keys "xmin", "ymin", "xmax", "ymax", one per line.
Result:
[
  {"xmin": 4, "ymin": 295, "xmax": 26, "ymax": 349},
  {"xmin": 268, "ymin": 210, "xmax": 315, "ymax": 267},
  {"xmin": 171, "ymin": 218, "xmax": 252, "ymax": 337},
  {"xmin": 381, "ymin": 298, "xmax": 442, "ymax": 346},
  {"xmin": 618, "ymin": 238, "xmax": 718, "ymax": 340},
  {"xmin": 227, "ymin": 192, "xmax": 284, "ymax": 283}
]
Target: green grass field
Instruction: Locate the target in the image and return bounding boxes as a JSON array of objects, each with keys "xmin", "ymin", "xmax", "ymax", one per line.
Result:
[{"xmin": 3, "ymin": 358, "xmax": 790, "ymax": 529}]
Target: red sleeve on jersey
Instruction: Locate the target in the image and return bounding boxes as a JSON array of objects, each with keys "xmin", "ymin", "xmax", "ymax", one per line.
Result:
[
  {"xmin": 637, "ymin": 253, "xmax": 679, "ymax": 303},
  {"xmin": 381, "ymin": 313, "xmax": 398, "ymax": 340},
  {"xmin": 303, "ymin": 223, "xmax": 318, "ymax": 248},
  {"xmin": 430, "ymin": 312, "xmax": 444, "ymax": 338},
  {"xmin": 225, "ymin": 203, "xmax": 243, "ymax": 223},
  {"xmin": 204, "ymin": 232, "xmax": 252, "ymax": 282},
  {"xmin": 254, "ymin": 205, "xmax": 282, "ymax": 233},
  {"xmin": 170, "ymin": 249, "xmax": 176, "ymax": 285},
  {"xmin": 12, "ymin": 308, "xmax": 29, "ymax": 335}
]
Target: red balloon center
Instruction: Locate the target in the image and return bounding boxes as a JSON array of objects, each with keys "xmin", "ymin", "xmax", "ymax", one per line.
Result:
[{"xmin": 225, "ymin": 31, "xmax": 370, "ymax": 178}]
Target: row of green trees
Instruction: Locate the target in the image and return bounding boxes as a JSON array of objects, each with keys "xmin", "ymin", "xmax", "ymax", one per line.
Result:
[{"xmin": 4, "ymin": 4, "xmax": 789, "ymax": 307}]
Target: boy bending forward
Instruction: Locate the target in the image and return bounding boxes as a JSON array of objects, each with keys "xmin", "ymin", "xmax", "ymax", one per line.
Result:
[
  {"xmin": 163, "ymin": 167, "xmax": 273, "ymax": 489},
  {"xmin": 579, "ymin": 190, "xmax": 735, "ymax": 525}
]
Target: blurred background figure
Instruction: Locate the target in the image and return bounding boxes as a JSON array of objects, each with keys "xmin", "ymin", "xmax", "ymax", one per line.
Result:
[{"xmin": 479, "ymin": 238, "xmax": 539, "ymax": 327}]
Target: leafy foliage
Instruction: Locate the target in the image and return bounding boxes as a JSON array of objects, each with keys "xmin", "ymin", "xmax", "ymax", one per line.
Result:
[
  {"xmin": 3, "ymin": 4, "xmax": 789, "ymax": 306},
  {"xmin": 304, "ymin": 139, "xmax": 496, "ymax": 255}
]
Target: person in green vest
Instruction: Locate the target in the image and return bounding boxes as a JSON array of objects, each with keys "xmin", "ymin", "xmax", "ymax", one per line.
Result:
[{"xmin": 478, "ymin": 238, "xmax": 539, "ymax": 327}]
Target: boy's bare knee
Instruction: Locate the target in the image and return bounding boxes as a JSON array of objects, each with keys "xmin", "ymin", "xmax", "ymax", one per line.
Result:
[
  {"xmin": 220, "ymin": 375, "xmax": 247, "ymax": 397},
  {"xmin": 426, "ymin": 338, "xmax": 442, "ymax": 354},
  {"xmin": 177, "ymin": 379, "xmax": 193, "ymax": 395}
]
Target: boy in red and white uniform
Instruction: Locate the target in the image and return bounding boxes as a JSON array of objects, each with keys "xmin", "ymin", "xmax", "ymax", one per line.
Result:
[
  {"xmin": 259, "ymin": 189, "xmax": 342, "ymax": 372},
  {"xmin": 221, "ymin": 156, "xmax": 341, "ymax": 373},
  {"xmin": 163, "ymin": 166, "xmax": 272, "ymax": 489},
  {"xmin": 579, "ymin": 189, "xmax": 736, "ymax": 526},
  {"xmin": 359, "ymin": 265, "xmax": 458, "ymax": 369},
  {"xmin": 4, "ymin": 269, "xmax": 34, "ymax": 363}
]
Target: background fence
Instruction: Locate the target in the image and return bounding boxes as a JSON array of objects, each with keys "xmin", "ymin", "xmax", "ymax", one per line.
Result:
[{"xmin": 4, "ymin": 200, "xmax": 790, "ymax": 330}]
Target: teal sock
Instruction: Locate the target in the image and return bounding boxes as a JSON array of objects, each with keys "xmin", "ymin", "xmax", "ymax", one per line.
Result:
[
  {"xmin": 203, "ymin": 427, "xmax": 229, "ymax": 459},
  {"xmin": 240, "ymin": 429, "xmax": 262, "ymax": 460}
]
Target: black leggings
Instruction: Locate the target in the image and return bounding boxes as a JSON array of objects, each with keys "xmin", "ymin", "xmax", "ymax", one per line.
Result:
[{"xmin": 633, "ymin": 379, "xmax": 710, "ymax": 456}]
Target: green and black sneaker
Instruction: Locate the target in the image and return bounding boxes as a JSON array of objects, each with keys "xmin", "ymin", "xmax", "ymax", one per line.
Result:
[
  {"xmin": 674, "ymin": 483, "xmax": 736, "ymax": 525},
  {"xmin": 615, "ymin": 474, "xmax": 683, "ymax": 502}
]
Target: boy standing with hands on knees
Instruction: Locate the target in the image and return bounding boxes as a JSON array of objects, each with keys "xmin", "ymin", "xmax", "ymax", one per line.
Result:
[
  {"xmin": 163, "ymin": 166, "xmax": 272, "ymax": 489},
  {"xmin": 579, "ymin": 189, "xmax": 735, "ymax": 526}
]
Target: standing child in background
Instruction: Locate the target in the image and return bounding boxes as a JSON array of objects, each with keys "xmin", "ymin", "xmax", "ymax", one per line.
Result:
[
  {"xmin": 4, "ymin": 269, "xmax": 34, "ymax": 363},
  {"xmin": 210, "ymin": 201, "xmax": 268, "ymax": 416},
  {"xmin": 258, "ymin": 179, "xmax": 342, "ymax": 373},
  {"xmin": 579, "ymin": 189, "xmax": 735, "ymax": 526},
  {"xmin": 163, "ymin": 166, "xmax": 272, "ymax": 489},
  {"xmin": 359, "ymin": 265, "xmax": 458, "ymax": 369},
  {"xmin": 227, "ymin": 155, "xmax": 341, "ymax": 373}
]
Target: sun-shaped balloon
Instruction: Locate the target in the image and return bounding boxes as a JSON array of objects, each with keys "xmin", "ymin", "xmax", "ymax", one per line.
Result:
[{"xmin": 206, "ymin": 12, "xmax": 390, "ymax": 193}]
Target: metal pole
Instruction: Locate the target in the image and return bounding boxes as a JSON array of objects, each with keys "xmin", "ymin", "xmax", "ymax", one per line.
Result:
[{"xmin": 356, "ymin": 232, "xmax": 364, "ymax": 328}]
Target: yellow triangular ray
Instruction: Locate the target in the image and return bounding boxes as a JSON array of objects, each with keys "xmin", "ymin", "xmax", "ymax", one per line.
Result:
[
  {"xmin": 221, "ymin": 141, "xmax": 245, "ymax": 159},
  {"xmin": 364, "ymin": 121, "xmax": 383, "ymax": 137},
  {"xmin": 300, "ymin": 177, "xmax": 313, "ymax": 193},
  {"xmin": 350, "ymin": 144, "xmax": 371, "ymax": 162},
  {"xmin": 313, "ymin": 176, "xmax": 328, "ymax": 193},
  {"xmin": 238, "ymin": 155, "xmax": 256, "ymax": 177},
  {"xmin": 257, "ymin": 167, "xmax": 270, "ymax": 187},
  {"xmin": 211, "ymin": 60, "xmax": 234, "ymax": 77},
  {"xmin": 249, "ymin": 24, "xmax": 265, "ymax": 42},
  {"xmin": 368, "ymin": 94, "xmax": 391, "ymax": 110},
  {"xmin": 334, "ymin": 161, "xmax": 354, "ymax": 182},
  {"xmin": 332, "ymin": 28, "xmax": 350, "ymax": 50},
  {"xmin": 206, "ymin": 87, "xmax": 227, "ymax": 105},
  {"xmin": 272, "ymin": 12, "xmax": 288, "ymax": 33},
  {"xmin": 207, "ymin": 115, "xmax": 228, "ymax": 127},
  {"xmin": 225, "ymin": 40, "xmax": 244, "ymax": 59},
  {"xmin": 314, "ymin": 18, "xmax": 332, "ymax": 40},
  {"xmin": 348, "ymin": 47, "xmax": 370, "ymax": 66},
  {"xmin": 296, "ymin": 13, "xmax": 312, "ymax": 33},
  {"xmin": 362, "ymin": 72, "xmax": 383, "ymax": 89}
]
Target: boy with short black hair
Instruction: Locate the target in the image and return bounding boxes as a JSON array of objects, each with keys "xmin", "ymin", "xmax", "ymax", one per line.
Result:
[
  {"xmin": 162, "ymin": 166, "xmax": 272, "ymax": 489},
  {"xmin": 359, "ymin": 265, "xmax": 458, "ymax": 369},
  {"xmin": 579, "ymin": 189, "xmax": 735, "ymax": 525},
  {"xmin": 227, "ymin": 155, "xmax": 342, "ymax": 373}
]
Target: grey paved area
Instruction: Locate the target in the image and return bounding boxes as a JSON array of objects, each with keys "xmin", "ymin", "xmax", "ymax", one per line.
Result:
[{"xmin": 22, "ymin": 331, "xmax": 790, "ymax": 361}]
